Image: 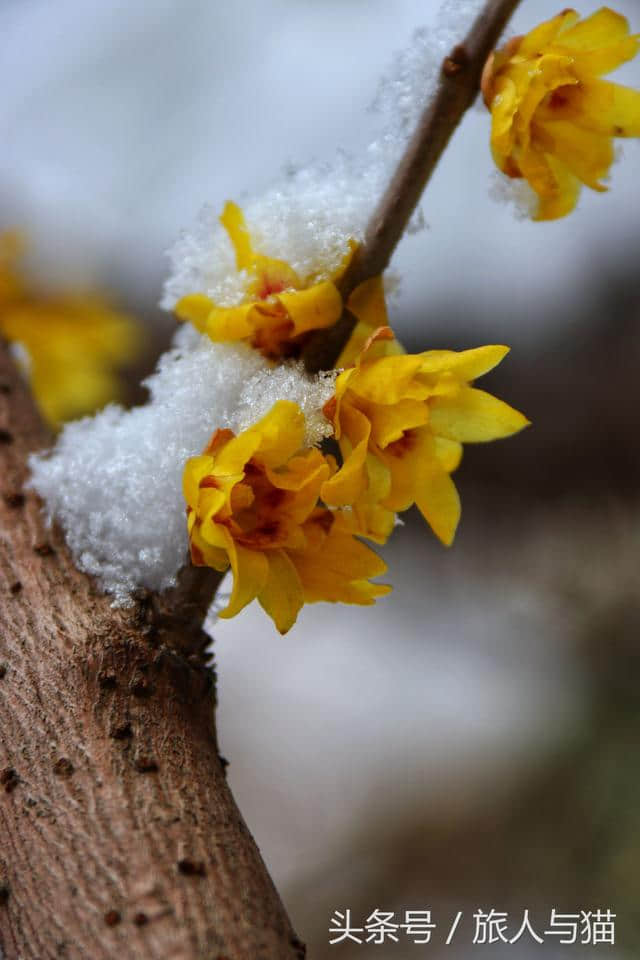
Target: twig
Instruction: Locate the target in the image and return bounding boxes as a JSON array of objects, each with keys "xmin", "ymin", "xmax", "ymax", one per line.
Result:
[{"xmin": 303, "ymin": 0, "xmax": 522, "ymax": 373}]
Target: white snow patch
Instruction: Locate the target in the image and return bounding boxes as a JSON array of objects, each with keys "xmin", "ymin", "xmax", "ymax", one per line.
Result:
[{"xmin": 30, "ymin": 325, "xmax": 335, "ymax": 604}]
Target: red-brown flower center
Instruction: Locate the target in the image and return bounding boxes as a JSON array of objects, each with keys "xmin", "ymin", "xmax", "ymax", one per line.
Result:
[
  {"xmin": 386, "ymin": 429, "xmax": 419, "ymax": 458},
  {"xmin": 228, "ymin": 461, "xmax": 291, "ymax": 549}
]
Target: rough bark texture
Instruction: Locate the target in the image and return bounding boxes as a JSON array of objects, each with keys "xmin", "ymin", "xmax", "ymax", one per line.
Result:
[{"xmin": 0, "ymin": 342, "xmax": 303, "ymax": 960}]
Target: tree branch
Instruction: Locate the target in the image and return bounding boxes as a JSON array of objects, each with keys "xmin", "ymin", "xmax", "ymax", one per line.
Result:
[
  {"xmin": 303, "ymin": 0, "xmax": 522, "ymax": 373},
  {"xmin": 0, "ymin": 342, "xmax": 303, "ymax": 959}
]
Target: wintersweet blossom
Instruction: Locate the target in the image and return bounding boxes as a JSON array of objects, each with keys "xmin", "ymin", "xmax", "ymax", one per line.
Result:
[
  {"xmin": 336, "ymin": 275, "xmax": 404, "ymax": 369},
  {"xmin": 321, "ymin": 327, "xmax": 529, "ymax": 546},
  {"xmin": 482, "ymin": 7, "xmax": 640, "ymax": 220},
  {"xmin": 0, "ymin": 232, "xmax": 139, "ymax": 425},
  {"xmin": 175, "ymin": 202, "xmax": 354, "ymax": 359},
  {"xmin": 183, "ymin": 400, "xmax": 390, "ymax": 633}
]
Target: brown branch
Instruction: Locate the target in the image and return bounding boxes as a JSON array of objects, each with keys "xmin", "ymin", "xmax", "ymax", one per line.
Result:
[
  {"xmin": 303, "ymin": 0, "xmax": 522, "ymax": 373},
  {"xmin": 0, "ymin": 341, "xmax": 304, "ymax": 959}
]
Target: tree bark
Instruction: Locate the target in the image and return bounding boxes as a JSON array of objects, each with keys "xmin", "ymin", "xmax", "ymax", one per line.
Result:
[{"xmin": 0, "ymin": 341, "xmax": 304, "ymax": 959}]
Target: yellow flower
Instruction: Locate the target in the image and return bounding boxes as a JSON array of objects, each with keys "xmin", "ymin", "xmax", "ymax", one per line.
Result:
[
  {"xmin": 483, "ymin": 7, "xmax": 640, "ymax": 219},
  {"xmin": 0, "ymin": 232, "xmax": 139, "ymax": 426},
  {"xmin": 183, "ymin": 400, "xmax": 390, "ymax": 633},
  {"xmin": 176, "ymin": 202, "xmax": 354, "ymax": 359},
  {"xmin": 336, "ymin": 275, "xmax": 404, "ymax": 368},
  {"xmin": 321, "ymin": 327, "xmax": 529, "ymax": 546}
]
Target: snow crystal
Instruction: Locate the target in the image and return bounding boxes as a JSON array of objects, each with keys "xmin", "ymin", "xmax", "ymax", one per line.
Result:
[
  {"xmin": 30, "ymin": 325, "xmax": 336, "ymax": 604},
  {"xmin": 489, "ymin": 172, "xmax": 539, "ymax": 221},
  {"xmin": 34, "ymin": 0, "xmax": 487, "ymax": 601}
]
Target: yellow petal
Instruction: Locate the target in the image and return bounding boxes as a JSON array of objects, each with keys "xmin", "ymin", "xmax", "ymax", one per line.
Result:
[
  {"xmin": 218, "ymin": 532, "xmax": 270, "ymax": 620},
  {"xmin": 258, "ymin": 549, "xmax": 304, "ymax": 634},
  {"xmin": 266, "ymin": 449, "xmax": 330, "ymax": 492},
  {"xmin": 321, "ymin": 405, "xmax": 370, "ymax": 506},
  {"xmin": 278, "ymin": 280, "xmax": 342, "ymax": 336},
  {"xmin": 213, "ymin": 430, "xmax": 262, "ymax": 476},
  {"xmin": 490, "ymin": 74, "xmax": 521, "ymax": 159},
  {"xmin": 518, "ymin": 9, "xmax": 580, "ymax": 56},
  {"xmin": 513, "ymin": 55, "xmax": 578, "ymax": 151},
  {"xmin": 362, "ymin": 397, "xmax": 429, "ymax": 449},
  {"xmin": 571, "ymin": 37, "xmax": 639, "ymax": 78},
  {"xmin": 342, "ymin": 496, "xmax": 396, "ymax": 545},
  {"xmin": 556, "ymin": 8, "xmax": 632, "ymax": 51},
  {"xmin": 205, "ymin": 303, "xmax": 257, "ymax": 342},
  {"xmin": 429, "ymin": 387, "xmax": 530, "ymax": 442},
  {"xmin": 174, "ymin": 294, "xmax": 215, "ymax": 333},
  {"xmin": 269, "ymin": 457, "xmax": 330, "ymax": 527},
  {"xmin": 434, "ymin": 436, "xmax": 463, "ymax": 474},
  {"xmin": 182, "ymin": 455, "xmax": 215, "ymax": 509},
  {"xmin": 415, "ymin": 467, "xmax": 461, "ymax": 547},
  {"xmin": 349, "ymin": 355, "xmax": 425, "ymax": 404},
  {"xmin": 196, "ymin": 486, "xmax": 228, "ymax": 526},
  {"xmin": 347, "ymin": 276, "xmax": 389, "ymax": 329},
  {"xmin": 379, "ymin": 427, "xmax": 437, "ymax": 512},
  {"xmin": 250, "ymin": 254, "xmax": 300, "ymax": 298},
  {"xmin": 536, "ymin": 152, "xmax": 582, "ymax": 220},
  {"xmin": 543, "ymin": 79, "xmax": 640, "ymax": 137},
  {"xmin": 517, "ymin": 145, "xmax": 581, "ymax": 220},
  {"xmin": 220, "ymin": 201, "xmax": 255, "ymax": 272},
  {"xmin": 189, "ymin": 524, "xmax": 230, "ymax": 572},
  {"xmin": 534, "ymin": 119, "xmax": 613, "ymax": 190},
  {"xmin": 252, "ymin": 399, "xmax": 306, "ymax": 468},
  {"xmin": 292, "ymin": 516, "xmax": 390, "ymax": 605},
  {"xmin": 364, "ymin": 450, "xmax": 392, "ymax": 505},
  {"xmin": 418, "ymin": 345, "xmax": 510, "ymax": 381}
]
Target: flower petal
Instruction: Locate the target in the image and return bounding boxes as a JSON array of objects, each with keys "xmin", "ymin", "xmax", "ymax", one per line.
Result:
[
  {"xmin": 517, "ymin": 146, "xmax": 582, "ymax": 220},
  {"xmin": 415, "ymin": 466, "xmax": 461, "ymax": 547},
  {"xmin": 173, "ymin": 294, "xmax": 215, "ymax": 333},
  {"xmin": 434, "ymin": 436, "xmax": 463, "ymax": 473},
  {"xmin": 321, "ymin": 405, "xmax": 371, "ymax": 506},
  {"xmin": 258, "ymin": 549, "xmax": 304, "ymax": 634},
  {"xmin": 252, "ymin": 399, "xmax": 306, "ymax": 468},
  {"xmin": 534, "ymin": 119, "xmax": 613, "ymax": 189},
  {"xmin": 349, "ymin": 355, "xmax": 425, "ymax": 404},
  {"xmin": 182, "ymin": 455, "xmax": 215, "ymax": 510},
  {"xmin": 557, "ymin": 8, "xmax": 632, "ymax": 51},
  {"xmin": 205, "ymin": 303, "xmax": 257, "ymax": 342},
  {"xmin": 362, "ymin": 397, "xmax": 429, "ymax": 449},
  {"xmin": 292, "ymin": 515, "xmax": 390, "ymax": 605},
  {"xmin": 418, "ymin": 345, "xmax": 510, "ymax": 381},
  {"xmin": 218, "ymin": 532, "xmax": 270, "ymax": 620},
  {"xmin": 544, "ymin": 79, "xmax": 640, "ymax": 137},
  {"xmin": 518, "ymin": 9, "xmax": 580, "ymax": 56},
  {"xmin": 278, "ymin": 281, "xmax": 342, "ymax": 336},
  {"xmin": 429, "ymin": 387, "xmax": 530, "ymax": 442},
  {"xmin": 570, "ymin": 35, "xmax": 639, "ymax": 78},
  {"xmin": 220, "ymin": 201, "xmax": 254, "ymax": 271}
]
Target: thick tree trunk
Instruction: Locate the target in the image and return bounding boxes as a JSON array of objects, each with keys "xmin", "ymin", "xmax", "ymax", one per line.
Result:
[{"xmin": 0, "ymin": 341, "xmax": 304, "ymax": 959}]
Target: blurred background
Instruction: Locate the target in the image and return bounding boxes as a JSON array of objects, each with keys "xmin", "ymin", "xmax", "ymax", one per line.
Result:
[{"xmin": 2, "ymin": 0, "xmax": 639, "ymax": 956}]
